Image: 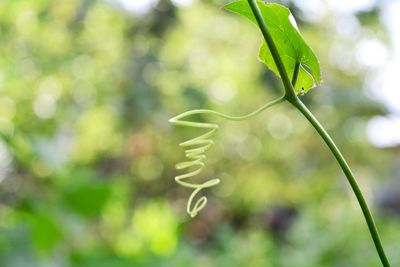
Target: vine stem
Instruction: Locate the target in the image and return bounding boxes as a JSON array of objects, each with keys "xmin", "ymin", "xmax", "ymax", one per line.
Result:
[
  {"xmin": 247, "ymin": 0, "xmax": 391, "ymax": 266},
  {"xmin": 291, "ymin": 96, "xmax": 391, "ymax": 267}
]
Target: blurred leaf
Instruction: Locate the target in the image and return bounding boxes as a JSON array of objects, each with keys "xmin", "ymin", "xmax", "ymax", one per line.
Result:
[
  {"xmin": 225, "ymin": 0, "xmax": 321, "ymax": 93},
  {"xmin": 29, "ymin": 212, "xmax": 63, "ymax": 252},
  {"xmin": 63, "ymin": 181, "xmax": 111, "ymax": 217}
]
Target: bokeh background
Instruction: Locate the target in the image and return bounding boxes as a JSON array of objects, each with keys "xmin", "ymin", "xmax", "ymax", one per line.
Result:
[{"xmin": 0, "ymin": 0, "xmax": 399, "ymax": 266}]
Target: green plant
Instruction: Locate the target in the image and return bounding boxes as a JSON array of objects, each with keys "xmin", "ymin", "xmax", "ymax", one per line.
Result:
[{"xmin": 170, "ymin": 1, "xmax": 391, "ymax": 266}]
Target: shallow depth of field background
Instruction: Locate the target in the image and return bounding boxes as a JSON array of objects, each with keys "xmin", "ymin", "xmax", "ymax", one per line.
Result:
[{"xmin": 0, "ymin": 0, "xmax": 400, "ymax": 266}]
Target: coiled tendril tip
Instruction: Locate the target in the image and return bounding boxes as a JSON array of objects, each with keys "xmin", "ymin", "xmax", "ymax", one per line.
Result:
[{"xmin": 170, "ymin": 97, "xmax": 284, "ymax": 217}]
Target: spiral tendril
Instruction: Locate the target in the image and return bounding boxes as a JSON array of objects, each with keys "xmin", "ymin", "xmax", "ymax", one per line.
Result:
[{"xmin": 169, "ymin": 96, "xmax": 285, "ymax": 217}]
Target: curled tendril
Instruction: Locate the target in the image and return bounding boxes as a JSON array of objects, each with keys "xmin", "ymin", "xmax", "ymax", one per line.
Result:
[{"xmin": 169, "ymin": 96, "xmax": 285, "ymax": 217}]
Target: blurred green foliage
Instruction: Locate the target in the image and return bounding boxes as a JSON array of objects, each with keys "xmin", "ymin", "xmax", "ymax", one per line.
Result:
[{"xmin": 0, "ymin": 0, "xmax": 399, "ymax": 267}]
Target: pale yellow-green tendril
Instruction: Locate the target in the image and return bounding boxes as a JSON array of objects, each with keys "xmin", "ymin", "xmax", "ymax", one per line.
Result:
[{"xmin": 169, "ymin": 96, "xmax": 284, "ymax": 217}]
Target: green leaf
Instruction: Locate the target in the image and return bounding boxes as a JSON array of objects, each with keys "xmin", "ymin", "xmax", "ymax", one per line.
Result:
[
  {"xmin": 225, "ymin": 0, "xmax": 321, "ymax": 93},
  {"xmin": 63, "ymin": 181, "xmax": 111, "ymax": 217},
  {"xmin": 29, "ymin": 212, "xmax": 63, "ymax": 252}
]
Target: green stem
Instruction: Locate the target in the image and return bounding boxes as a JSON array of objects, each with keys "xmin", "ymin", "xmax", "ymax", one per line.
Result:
[
  {"xmin": 291, "ymin": 99, "xmax": 390, "ymax": 267},
  {"xmin": 247, "ymin": 0, "xmax": 391, "ymax": 266}
]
